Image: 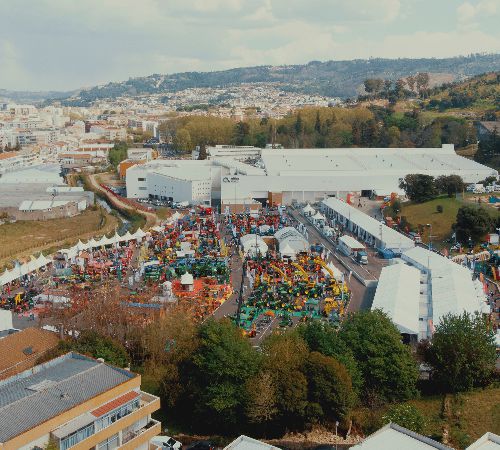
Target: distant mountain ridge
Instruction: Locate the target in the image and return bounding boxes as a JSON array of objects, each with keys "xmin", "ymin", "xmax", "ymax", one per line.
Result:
[{"xmin": 2, "ymin": 54, "xmax": 500, "ymax": 104}]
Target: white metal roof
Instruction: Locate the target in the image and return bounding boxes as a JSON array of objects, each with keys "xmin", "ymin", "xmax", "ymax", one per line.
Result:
[
  {"xmin": 402, "ymin": 247, "xmax": 488, "ymax": 326},
  {"xmin": 339, "ymin": 235, "xmax": 366, "ymax": 250},
  {"xmin": 466, "ymin": 432, "xmax": 500, "ymax": 450},
  {"xmin": 372, "ymin": 264, "xmax": 421, "ymax": 335},
  {"xmin": 322, "ymin": 197, "xmax": 415, "ymax": 251},
  {"xmin": 353, "ymin": 423, "xmax": 453, "ymax": 450},
  {"xmin": 223, "ymin": 435, "xmax": 280, "ymax": 450},
  {"xmin": 240, "ymin": 234, "xmax": 268, "ymax": 256}
]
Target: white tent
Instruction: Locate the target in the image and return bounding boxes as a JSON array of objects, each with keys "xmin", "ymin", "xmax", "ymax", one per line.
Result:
[
  {"xmin": 312, "ymin": 211, "xmax": 326, "ymax": 222},
  {"xmin": 240, "ymin": 234, "xmax": 268, "ymax": 257},
  {"xmin": 259, "ymin": 224, "xmax": 271, "ymax": 234},
  {"xmin": 302, "ymin": 204, "xmax": 315, "ymax": 216},
  {"xmin": 134, "ymin": 228, "xmax": 146, "ymax": 239}
]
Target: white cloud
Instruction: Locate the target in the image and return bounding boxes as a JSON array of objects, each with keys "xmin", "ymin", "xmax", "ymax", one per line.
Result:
[{"xmin": 457, "ymin": 0, "xmax": 499, "ymax": 29}]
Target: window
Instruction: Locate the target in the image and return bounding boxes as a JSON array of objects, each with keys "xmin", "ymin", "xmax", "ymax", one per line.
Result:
[
  {"xmin": 97, "ymin": 433, "xmax": 119, "ymax": 450},
  {"xmin": 138, "ymin": 177, "xmax": 146, "ymax": 181},
  {"xmin": 60, "ymin": 423, "xmax": 95, "ymax": 450},
  {"xmin": 94, "ymin": 399, "xmax": 140, "ymax": 432}
]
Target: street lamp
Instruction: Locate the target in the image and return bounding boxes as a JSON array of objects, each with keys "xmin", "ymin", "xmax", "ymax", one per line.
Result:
[{"xmin": 426, "ymin": 223, "xmax": 433, "ymax": 250}]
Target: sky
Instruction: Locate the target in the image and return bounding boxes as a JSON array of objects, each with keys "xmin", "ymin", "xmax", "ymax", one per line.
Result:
[{"xmin": 0, "ymin": 0, "xmax": 499, "ymax": 91}]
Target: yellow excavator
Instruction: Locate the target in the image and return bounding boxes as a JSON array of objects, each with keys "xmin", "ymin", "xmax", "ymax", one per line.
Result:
[
  {"xmin": 314, "ymin": 257, "xmax": 348, "ymax": 296},
  {"xmin": 270, "ymin": 264, "xmax": 291, "ymax": 285}
]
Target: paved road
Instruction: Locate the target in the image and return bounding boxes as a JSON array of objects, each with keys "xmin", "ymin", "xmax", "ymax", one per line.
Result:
[{"xmin": 288, "ymin": 209, "xmax": 381, "ymax": 312}]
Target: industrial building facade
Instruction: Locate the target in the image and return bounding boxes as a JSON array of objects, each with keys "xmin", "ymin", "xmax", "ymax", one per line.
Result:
[{"xmin": 125, "ymin": 145, "xmax": 497, "ymax": 207}]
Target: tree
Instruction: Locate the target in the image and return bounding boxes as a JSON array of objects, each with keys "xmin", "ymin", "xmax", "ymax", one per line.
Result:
[
  {"xmin": 416, "ymin": 72, "xmax": 430, "ymax": 93},
  {"xmin": 338, "ymin": 310, "xmax": 418, "ymax": 403},
  {"xmin": 198, "ymin": 143, "xmax": 207, "ymax": 160},
  {"xmin": 435, "ymin": 175, "xmax": 464, "ymax": 197},
  {"xmin": 261, "ymin": 332, "xmax": 309, "ymax": 426},
  {"xmin": 234, "ymin": 121, "xmax": 251, "ymax": 145},
  {"xmin": 424, "ymin": 312, "xmax": 497, "ymax": 392},
  {"xmin": 108, "ymin": 141, "xmax": 128, "ymax": 169},
  {"xmin": 364, "ymin": 78, "xmax": 384, "ymax": 94},
  {"xmin": 304, "ymin": 352, "xmax": 355, "ymax": 424},
  {"xmin": 399, "ymin": 174, "xmax": 437, "ymax": 203},
  {"xmin": 173, "ymin": 128, "xmax": 192, "ymax": 153},
  {"xmin": 314, "ymin": 111, "xmax": 322, "ymax": 134},
  {"xmin": 455, "ymin": 206, "xmax": 493, "ymax": 243},
  {"xmin": 246, "ymin": 371, "xmax": 278, "ymax": 424},
  {"xmin": 298, "ymin": 321, "xmax": 362, "ymax": 395},
  {"xmin": 383, "ymin": 404, "xmax": 426, "ymax": 434},
  {"xmin": 180, "ymin": 319, "xmax": 259, "ymax": 431},
  {"xmin": 54, "ymin": 330, "xmax": 130, "ymax": 367}
]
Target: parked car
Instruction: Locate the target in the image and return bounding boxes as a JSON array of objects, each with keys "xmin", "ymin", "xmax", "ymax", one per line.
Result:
[{"xmin": 151, "ymin": 436, "xmax": 182, "ymax": 450}]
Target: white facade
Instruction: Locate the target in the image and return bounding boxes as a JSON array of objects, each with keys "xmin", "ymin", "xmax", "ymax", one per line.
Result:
[
  {"xmin": 321, "ymin": 197, "xmax": 415, "ymax": 252},
  {"xmin": 125, "ymin": 145, "xmax": 496, "ymax": 208}
]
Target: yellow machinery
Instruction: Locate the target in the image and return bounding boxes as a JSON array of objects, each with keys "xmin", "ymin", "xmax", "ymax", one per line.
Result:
[{"xmin": 270, "ymin": 264, "xmax": 291, "ymax": 285}]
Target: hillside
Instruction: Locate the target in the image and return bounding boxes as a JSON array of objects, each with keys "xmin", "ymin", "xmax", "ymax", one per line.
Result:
[
  {"xmin": 425, "ymin": 71, "xmax": 500, "ymax": 116},
  {"xmin": 52, "ymin": 54, "xmax": 500, "ymax": 105}
]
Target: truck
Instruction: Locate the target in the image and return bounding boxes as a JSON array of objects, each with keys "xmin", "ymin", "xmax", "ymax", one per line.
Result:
[{"xmin": 338, "ymin": 235, "xmax": 368, "ymax": 264}]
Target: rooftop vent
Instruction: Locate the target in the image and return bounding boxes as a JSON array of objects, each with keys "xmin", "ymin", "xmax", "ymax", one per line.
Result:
[{"xmin": 22, "ymin": 346, "xmax": 34, "ymax": 355}]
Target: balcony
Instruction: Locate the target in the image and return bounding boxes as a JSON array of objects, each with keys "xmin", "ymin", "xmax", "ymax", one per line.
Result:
[
  {"xmin": 69, "ymin": 391, "xmax": 160, "ymax": 450},
  {"xmin": 119, "ymin": 419, "xmax": 161, "ymax": 450}
]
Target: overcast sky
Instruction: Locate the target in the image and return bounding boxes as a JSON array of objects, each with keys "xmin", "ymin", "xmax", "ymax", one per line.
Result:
[{"xmin": 0, "ymin": 0, "xmax": 499, "ymax": 91}]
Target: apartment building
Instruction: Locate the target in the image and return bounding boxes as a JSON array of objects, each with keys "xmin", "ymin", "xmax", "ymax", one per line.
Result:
[{"xmin": 0, "ymin": 352, "xmax": 161, "ymax": 450}]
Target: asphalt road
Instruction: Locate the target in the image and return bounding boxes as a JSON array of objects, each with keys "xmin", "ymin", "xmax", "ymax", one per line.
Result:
[{"xmin": 288, "ymin": 209, "xmax": 381, "ymax": 312}]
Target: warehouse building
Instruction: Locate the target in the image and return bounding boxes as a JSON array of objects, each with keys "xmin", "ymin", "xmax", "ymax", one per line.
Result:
[
  {"xmin": 321, "ymin": 197, "xmax": 415, "ymax": 252},
  {"xmin": 125, "ymin": 145, "xmax": 497, "ymax": 207},
  {"xmin": 0, "ymin": 352, "xmax": 161, "ymax": 450},
  {"xmin": 373, "ymin": 247, "xmax": 489, "ymax": 340}
]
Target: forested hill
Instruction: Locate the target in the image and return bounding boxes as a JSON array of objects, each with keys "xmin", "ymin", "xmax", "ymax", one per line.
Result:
[{"xmin": 60, "ymin": 54, "xmax": 500, "ymax": 104}]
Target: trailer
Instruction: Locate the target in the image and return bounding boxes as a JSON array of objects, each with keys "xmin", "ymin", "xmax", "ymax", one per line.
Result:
[{"xmin": 338, "ymin": 235, "xmax": 368, "ymax": 264}]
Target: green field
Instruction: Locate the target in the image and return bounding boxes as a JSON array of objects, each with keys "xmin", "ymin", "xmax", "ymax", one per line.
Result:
[{"xmin": 396, "ymin": 196, "xmax": 499, "ymax": 248}]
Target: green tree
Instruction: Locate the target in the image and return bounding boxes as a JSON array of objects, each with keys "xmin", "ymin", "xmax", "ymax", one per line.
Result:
[
  {"xmin": 455, "ymin": 206, "xmax": 493, "ymax": 243},
  {"xmin": 234, "ymin": 121, "xmax": 251, "ymax": 145},
  {"xmin": 425, "ymin": 312, "xmax": 497, "ymax": 392},
  {"xmin": 298, "ymin": 321, "xmax": 362, "ymax": 395},
  {"xmin": 108, "ymin": 141, "xmax": 128, "ymax": 169},
  {"xmin": 338, "ymin": 310, "xmax": 418, "ymax": 403},
  {"xmin": 246, "ymin": 371, "xmax": 278, "ymax": 424},
  {"xmin": 55, "ymin": 330, "xmax": 130, "ymax": 367},
  {"xmin": 382, "ymin": 404, "xmax": 426, "ymax": 433},
  {"xmin": 198, "ymin": 142, "xmax": 208, "ymax": 160},
  {"xmin": 435, "ymin": 175, "xmax": 464, "ymax": 197},
  {"xmin": 314, "ymin": 111, "xmax": 322, "ymax": 133},
  {"xmin": 173, "ymin": 128, "xmax": 192, "ymax": 153},
  {"xmin": 399, "ymin": 174, "xmax": 437, "ymax": 203},
  {"xmin": 364, "ymin": 78, "xmax": 384, "ymax": 94},
  {"xmin": 261, "ymin": 332, "xmax": 309, "ymax": 426},
  {"xmin": 304, "ymin": 352, "xmax": 355, "ymax": 424},
  {"xmin": 181, "ymin": 319, "xmax": 259, "ymax": 430}
]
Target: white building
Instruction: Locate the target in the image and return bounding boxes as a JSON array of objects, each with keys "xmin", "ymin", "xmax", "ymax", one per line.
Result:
[
  {"xmin": 373, "ymin": 246, "xmax": 489, "ymax": 340},
  {"xmin": 321, "ymin": 197, "xmax": 415, "ymax": 252},
  {"xmin": 127, "ymin": 160, "xmax": 216, "ymax": 205},
  {"xmin": 126, "ymin": 145, "xmax": 496, "ymax": 209}
]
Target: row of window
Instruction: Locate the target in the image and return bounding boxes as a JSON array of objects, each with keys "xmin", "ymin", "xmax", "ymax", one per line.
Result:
[{"xmin": 58, "ymin": 398, "xmax": 140, "ymax": 449}]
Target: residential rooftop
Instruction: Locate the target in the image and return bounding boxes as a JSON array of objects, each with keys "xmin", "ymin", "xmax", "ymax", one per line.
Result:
[{"xmin": 0, "ymin": 352, "xmax": 136, "ymax": 443}]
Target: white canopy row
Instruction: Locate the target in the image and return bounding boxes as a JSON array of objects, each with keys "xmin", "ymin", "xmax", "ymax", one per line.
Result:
[
  {"xmin": 0, "ymin": 228, "xmax": 148, "ymax": 288},
  {"xmin": 0, "ymin": 253, "xmax": 52, "ymax": 287},
  {"xmin": 59, "ymin": 228, "xmax": 147, "ymax": 259}
]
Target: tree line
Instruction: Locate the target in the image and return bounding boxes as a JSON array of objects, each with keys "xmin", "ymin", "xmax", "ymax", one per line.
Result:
[
  {"xmin": 44, "ymin": 305, "xmax": 498, "ymax": 439},
  {"xmin": 160, "ymin": 106, "xmax": 476, "ymax": 153}
]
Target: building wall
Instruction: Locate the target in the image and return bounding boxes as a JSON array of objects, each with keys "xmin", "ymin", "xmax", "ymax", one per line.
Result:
[
  {"xmin": 147, "ymin": 173, "xmax": 193, "ymax": 203},
  {"xmin": 0, "ymin": 203, "xmax": 82, "ymax": 221}
]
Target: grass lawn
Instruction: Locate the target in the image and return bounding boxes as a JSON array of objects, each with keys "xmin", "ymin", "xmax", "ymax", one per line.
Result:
[
  {"xmin": 0, "ymin": 208, "xmax": 118, "ymax": 268},
  {"xmin": 398, "ymin": 196, "xmax": 499, "ymax": 248},
  {"xmin": 400, "ymin": 197, "xmax": 462, "ymax": 246},
  {"xmin": 354, "ymin": 387, "xmax": 500, "ymax": 449}
]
